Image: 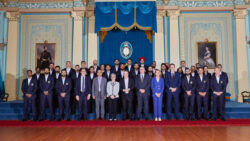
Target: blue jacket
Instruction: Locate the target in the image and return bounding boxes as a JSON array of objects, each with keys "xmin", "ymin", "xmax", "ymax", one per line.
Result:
[
  {"xmin": 75, "ymin": 75, "xmax": 91, "ymax": 96},
  {"xmin": 182, "ymin": 75, "xmax": 196, "ymax": 93},
  {"xmin": 165, "ymin": 72, "xmax": 181, "ymax": 94},
  {"xmin": 40, "ymin": 74, "xmax": 54, "ymax": 94},
  {"xmin": 151, "ymin": 77, "xmax": 164, "ymax": 96},
  {"xmin": 135, "ymin": 74, "xmax": 151, "ymax": 95},
  {"xmin": 195, "ymin": 75, "xmax": 209, "ymax": 93},
  {"xmin": 210, "ymin": 75, "xmax": 228, "ymax": 93},
  {"xmin": 21, "ymin": 77, "xmax": 37, "ymax": 97},
  {"xmin": 56, "ymin": 76, "xmax": 72, "ymax": 96}
]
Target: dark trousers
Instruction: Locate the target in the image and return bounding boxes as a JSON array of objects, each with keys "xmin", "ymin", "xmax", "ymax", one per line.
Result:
[
  {"xmin": 121, "ymin": 93, "xmax": 133, "ymax": 119},
  {"xmin": 78, "ymin": 93, "xmax": 88, "ymax": 120},
  {"xmin": 167, "ymin": 92, "xmax": 180, "ymax": 118},
  {"xmin": 58, "ymin": 95, "xmax": 70, "ymax": 120},
  {"xmin": 213, "ymin": 93, "xmax": 225, "ymax": 119},
  {"xmin": 40, "ymin": 93, "xmax": 54, "ymax": 120},
  {"xmin": 197, "ymin": 93, "xmax": 209, "ymax": 119},
  {"xmin": 108, "ymin": 98, "xmax": 118, "ymax": 119},
  {"xmin": 184, "ymin": 93, "xmax": 195, "ymax": 118},
  {"xmin": 23, "ymin": 96, "xmax": 37, "ymax": 120},
  {"xmin": 136, "ymin": 93, "xmax": 149, "ymax": 119}
]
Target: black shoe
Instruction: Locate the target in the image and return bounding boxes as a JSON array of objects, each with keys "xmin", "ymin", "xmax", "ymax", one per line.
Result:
[
  {"xmin": 32, "ymin": 119, "xmax": 37, "ymax": 122},
  {"xmin": 22, "ymin": 119, "xmax": 27, "ymax": 122},
  {"xmin": 49, "ymin": 119, "xmax": 54, "ymax": 122},
  {"xmin": 191, "ymin": 117, "xmax": 195, "ymax": 121},
  {"xmin": 145, "ymin": 117, "xmax": 149, "ymax": 121},
  {"xmin": 212, "ymin": 118, "xmax": 217, "ymax": 121},
  {"xmin": 39, "ymin": 119, "xmax": 44, "ymax": 122},
  {"xmin": 57, "ymin": 118, "xmax": 61, "ymax": 122},
  {"xmin": 184, "ymin": 117, "xmax": 189, "ymax": 120},
  {"xmin": 205, "ymin": 118, "xmax": 209, "ymax": 121},
  {"xmin": 197, "ymin": 117, "xmax": 201, "ymax": 121},
  {"xmin": 67, "ymin": 118, "xmax": 71, "ymax": 121},
  {"xmin": 130, "ymin": 118, "xmax": 134, "ymax": 121}
]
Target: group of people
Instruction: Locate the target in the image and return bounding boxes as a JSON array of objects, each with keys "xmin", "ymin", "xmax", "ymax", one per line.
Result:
[{"xmin": 21, "ymin": 57, "xmax": 228, "ymax": 122}]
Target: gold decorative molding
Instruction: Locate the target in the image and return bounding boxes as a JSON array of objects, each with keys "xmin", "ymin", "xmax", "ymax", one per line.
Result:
[
  {"xmin": 163, "ymin": 0, "xmax": 169, "ymax": 5},
  {"xmin": 167, "ymin": 10, "xmax": 180, "ymax": 20},
  {"xmin": 157, "ymin": 9, "xmax": 166, "ymax": 17},
  {"xmin": 71, "ymin": 11, "xmax": 85, "ymax": 21},
  {"xmin": 83, "ymin": 0, "xmax": 88, "ymax": 6},
  {"xmin": 233, "ymin": 9, "xmax": 248, "ymax": 19},
  {"xmin": 85, "ymin": 10, "xmax": 94, "ymax": 18},
  {"xmin": 18, "ymin": 0, "xmax": 73, "ymax": 2},
  {"xmin": 6, "ymin": 12, "xmax": 20, "ymax": 21}
]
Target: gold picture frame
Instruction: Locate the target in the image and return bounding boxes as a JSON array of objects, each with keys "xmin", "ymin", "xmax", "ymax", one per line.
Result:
[
  {"xmin": 197, "ymin": 40, "xmax": 218, "ymax": 69},
  {"xmin": 35, "ymin": 41, "xmax": 56, "ymax": 70}
]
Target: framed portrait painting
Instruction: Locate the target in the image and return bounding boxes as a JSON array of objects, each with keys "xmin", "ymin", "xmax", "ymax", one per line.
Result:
[
  {"xmin": 36, "ymin": 42, "xmax": 56, "ymax": 70},
  {"xmin": 197, "ymin": 41, "xmax": 217, "ymax": 69}
]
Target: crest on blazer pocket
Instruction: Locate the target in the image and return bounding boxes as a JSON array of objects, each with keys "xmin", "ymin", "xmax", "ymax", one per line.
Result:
[
  {"xmin": 190, "ymin": 81, "xmax": 192, "ymax": 84},
  {"xmin": 221, "ymin": 81, "xmax": 223, "ymax": 84},
  {"xmin": 48, "ymin": 81, "xmax": 50, "ymax": 84},
  {"xmin": 204, "ymin": 80, "xmax": 206, "ymax": 83},
  {"xmin": 31, "ymin": 83, "xmax": 34, "ymax": 86},
  {"xmin": 66, "ymin": 83, "xmax": 68, "ymax": 85}
]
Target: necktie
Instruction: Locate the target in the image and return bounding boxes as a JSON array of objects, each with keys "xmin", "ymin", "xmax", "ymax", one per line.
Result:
[
  {"xmin": 82, "ymin": 77, "xmax": 85, "ymax": 92},
  {"xmin": 171, "ymin": 73, "xmax": 175, "ymax": 80},
  {"xmin": 141, "ymin": 75, "xmax": 144, "ymax": 82}
]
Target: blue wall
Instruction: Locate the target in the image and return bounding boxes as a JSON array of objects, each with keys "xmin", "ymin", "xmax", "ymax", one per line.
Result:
[
  {"xmin": 0, "ymin": 11, "xmax": 8, "ymax": 97},
  {"xmin": 99, "ymin": 29, "xmax": 153, "ymax": 66},
  {"xmin": 247, "ymin": 9, "xmax": 250, "ymax": 89}
]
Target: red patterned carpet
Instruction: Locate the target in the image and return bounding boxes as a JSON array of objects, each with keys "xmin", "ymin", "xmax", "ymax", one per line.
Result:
[{"xmin": 1, "ymin": 119, "xmax": 250, "ymax": 127}]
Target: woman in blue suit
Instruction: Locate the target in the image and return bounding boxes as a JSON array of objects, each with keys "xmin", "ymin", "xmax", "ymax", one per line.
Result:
[{"xmin": 151, "ymin": 69, "xmax": 164, "ymax": 121}]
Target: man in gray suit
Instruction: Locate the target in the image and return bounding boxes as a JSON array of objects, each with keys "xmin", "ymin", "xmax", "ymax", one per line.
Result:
[{"xmin": 92, "ymin": 69, "xmax": 107, "ymax": 120}]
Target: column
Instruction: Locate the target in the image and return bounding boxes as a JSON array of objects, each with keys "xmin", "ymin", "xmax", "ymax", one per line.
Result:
[
  {"xmin": 154, "ymin": 10, "xmax": 166, "ymax": 69},
  {"xmin": 86, "ymin": 11, "xmax": 98, "ymax": 67},
  {"xmin": 71, "ymin": 11, "xmax": 84, "ymax": 66},
  {"xmin": 5, "ymin": 12, "xmax": 19, "ymax": 101},
  {"xmin": 167, "ymin": 10, "xmax": 180, "ymax": 66},
  {"xmin": 233, "ymin": 9, "xmax": 250, "ymax": 102}
]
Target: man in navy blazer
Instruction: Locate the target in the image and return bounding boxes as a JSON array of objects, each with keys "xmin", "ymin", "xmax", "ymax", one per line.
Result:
[
  {"xmin": 135, "ymin": 67, "xmax": 151, "ymax": 120},
  {"xmin": 196, "ymin": 67, "xmax": 210, "ymax": 120},
  {"xmin": 75, "ymin": 68, "xmax": 91, "ymax": 121},
  {"xmin": 210, "ymin": 67, "xmax": 228, "ymax": 121},
  {"xmin": 39, "ymin": 67, "xmax": 55, "ymax": 121},
  {"xmin": 56, "ymin": 69, "xmax": 72, "ymax": 121},
  {"xmin": 181, "ymin": 68, "xmax": 196, "ymax": 120},
  {"xmin": 22, "ymin": 70, "xmax": 37, "ymax": 121},
  {"xmin": 165, "ymin": 64, "xmax": 181, "ymax": 120}
]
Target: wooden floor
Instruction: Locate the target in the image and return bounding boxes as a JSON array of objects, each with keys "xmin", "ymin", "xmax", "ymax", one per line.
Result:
[{"xmin": 0, "ymin": 126, "xmax": 250, "ymax": 141}]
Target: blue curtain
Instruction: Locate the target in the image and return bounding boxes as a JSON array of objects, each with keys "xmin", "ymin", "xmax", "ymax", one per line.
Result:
[
  {"xmin": 0, "ymin": 11, "xmax": 8, "ymax": 98},
  {"xmin": 99, "ymin": 29, "xmax": 153, "ymax": 66},
  {"xmin": 95, "ymin": 1, "xmax": 157, "ymax": 32}
]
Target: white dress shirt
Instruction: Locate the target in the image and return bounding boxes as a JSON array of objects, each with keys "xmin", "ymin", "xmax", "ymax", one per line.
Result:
[{"xmin": 28, "ymin": 78, "xmax": 31, "ymax": 86}]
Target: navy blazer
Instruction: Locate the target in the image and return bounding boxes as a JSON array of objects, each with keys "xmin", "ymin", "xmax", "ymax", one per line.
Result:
[
  {"xmin": 182, "ymin": 75, "xmax": 196, "ymax": 93},
  {"xmin": 135, "ymin": 74, "xmax": 151, "ymax": 95},
  {"xmin": 32, "ymin": 73, "xmax": 43, "ymax": 91},
  {"xmin": 21, "ymin": 77, "xmax": 37, "ymax": 97},
  {"xmin": 56, "ymin": 76, "xmax": 72, "ymax": 96},
  {"xmin": 64, "ymin": 68, "xmax": 76, "ymax": 80},
  {"xmin": 103, "ymin": 71, "xmax": 112, "ymax": 82},
  {"xmin": 111, "ymin": 66, "xmax": 120, "ymax": 75},
  {"xmin": 75, "ymin": 76, "xmax": 91, "ymax": 96},
  {"xmin": 195, "ymin": 75, "xmax": 209, "ymax": 93},
  {"xmin": 165, "ymin": 72, "xmax": 181, "ymax": 94},
  {"xmin": 210, "ymin": 75, "xmax": 228, "ymax": 93},
  {"xmin": 40, "ymin": 74, "xmax": 54, "ymax": 94}
]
